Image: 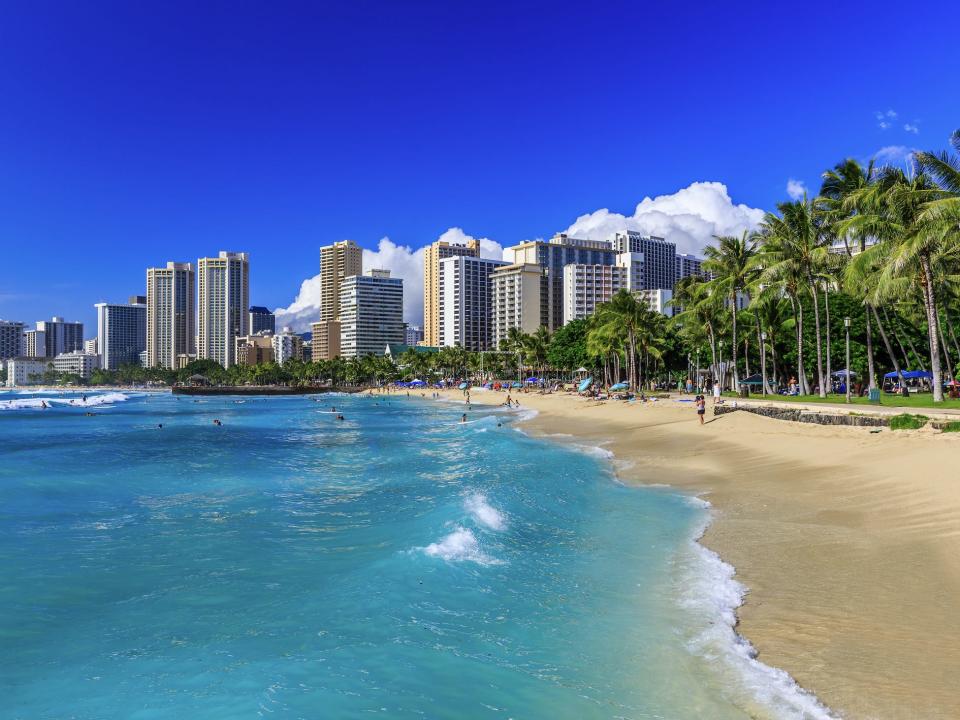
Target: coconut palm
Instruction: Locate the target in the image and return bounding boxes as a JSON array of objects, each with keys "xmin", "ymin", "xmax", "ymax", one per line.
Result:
[{"xmin": 703, "ymin": 231, "xmax": 757, "ymax": 391}]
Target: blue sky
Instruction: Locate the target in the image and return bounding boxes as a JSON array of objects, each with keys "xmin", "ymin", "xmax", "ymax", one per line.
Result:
[{"xmin": 1, "ymin": 1, "xmax": 957, "ymax": 334}]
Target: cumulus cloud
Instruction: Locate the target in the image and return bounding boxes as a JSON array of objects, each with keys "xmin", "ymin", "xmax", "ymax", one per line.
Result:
[
  {"xmin": 873, "ymin": 145, "xmax": 917, "ymax": 168},
  {"xmin": 560, "ymin": 181, "xmax": 765, "ymax": 256},
  {"xmin": 903, "ymin": 123, "xmax": 919, "ymax": 134},
  {"xmin": 786, "ymin": 178, "xmax": 807, "ymax": 201},
  {"xmin": 274, "ymin": 229, "xmax": 503, "ymax": 331},
  {"xmin": 875, "ymin": 109, "xmax": 897, "ymax": 129}
]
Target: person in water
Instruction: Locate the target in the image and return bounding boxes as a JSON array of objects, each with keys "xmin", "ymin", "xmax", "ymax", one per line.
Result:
[
  {"xmin": 695, "ymin": 394, "xmax": 706, "ymax": 425},
  {"xmin": 460, "ymin": 414, "xmax": 467, "ymax": 423},
  {"xmin": 336, "ymin": 414, "xmax": 344, "ymax": 421}
]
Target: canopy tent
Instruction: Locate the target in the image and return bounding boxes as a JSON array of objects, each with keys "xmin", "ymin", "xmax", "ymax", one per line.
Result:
[
  {"xmin": 883, "ymin": 370, "xmax": 933, "ymax": 379},
  {"xmin": 574, "ymin": 367, "xmax": 589, "ymax": 374},
  {"xmin": 609, "ymin": 382, "xmax": 629, "ymax": 391},
  {"xmin": 524, "ymin": 377, "xmax": 540, "ymax": 383},
  {"xmin": 739, "ymin": 374, "xmax": 764, "ymax": 386},
  {"xmin": 577, "ymin": 377, "xmax": 593, "ymax": 393}
]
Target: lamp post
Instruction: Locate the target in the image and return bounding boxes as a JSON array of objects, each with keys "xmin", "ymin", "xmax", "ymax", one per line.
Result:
[
  {"xmin": 761, "ymin": 331, "xmax": 767, "ymax": 397},
  {"xmin": 844, "ymin": 316, "xmax": 852, "ymax": 404}
]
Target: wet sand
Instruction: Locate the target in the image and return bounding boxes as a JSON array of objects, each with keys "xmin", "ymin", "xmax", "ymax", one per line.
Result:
[{"xmin": 435, "ymin": 388, "xmax": 960, "ymax": 720}]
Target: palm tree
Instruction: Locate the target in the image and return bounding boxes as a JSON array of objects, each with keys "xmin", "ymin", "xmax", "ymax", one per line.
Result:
[
  {"xmin": 503, "ymin": 327, "xmax": 529, "ymax": 381},
  {"xmin": 523, "ymin": 326, "xmax": 552, "ymax": 378},
  {"xmin": 703, "ymin": 231, "xmax": 757, "ymax": 392}
]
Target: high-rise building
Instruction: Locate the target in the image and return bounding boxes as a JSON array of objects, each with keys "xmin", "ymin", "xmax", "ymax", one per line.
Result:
[
  {"xmin": 339, "ymin": 270, "xmax": 404, "ymax": 358},
  {"xmin": 405, "ymin": 325, "xmax": 424, "ymax": 347},
  {"xmin": 84, "ymin": 338, "xmax": 98, "ymax": 355},
  {"xmin": 311, "ymin": 320, "xmax": 341, "ymax": 361},
  {"xmin": 36, "ymin": 317, "xmax": 84, "ymax": 357},
  {"xmin": 249, "ymin": 306, "xmax": 276, "ymax": 335},
  {"xmin": 508, "ymin": 236, "xmax": 616, "ymax": 330},
  {"xmin": 0, "ymin": 320, "xmax": 25, "ymax": 360},
  {"xmin": 423, "ymin": 237, "xmax": 480, "ymax": 347},
  {"xmin": 146, "ymin": 262, "xmax": 196, "ymax": 369},
  {"xmin": 616, "ymin": 252, "xmax": 645, "ymax": 291},
  {"xmin": 23, "ymin": 329, "xmax": 46, "ymax": 357},
  {"xmin": 561, "ymin": 264, "xmax": 629, "ymax": 325},
  {"xmin": 638, "ymin": 289, "xmax": 674, "ymax": 317},
  {"xmin": 197, "ymin": 252, "xmax": 250, "ymax": 368},
  {"xmin": 320, "ymin": 240, "xmax": 363, "ymax": 323},
  {"xmin": 271, "ymin": 327, "xmax": 303, "ymax": 365},
  {"xmin": 610, "ymin": 231, "xmax": 677, "ymax": 292},
  {"xmin": 438, "ymin": 255, "xmax": 507, "ymax": 350},
  {"xmin": 490, "ymin": 263, "xmax": 544, "ymax": 349},
  {"xmin": 95, "ymin": 299, "xmax": 147, "ymax": 370},
  {"xmin": 235, "ymin": 332, "xmax": 274, "ymax": 366},
  {"xmin": 676, "ymin": 253, "xmax": 707, "ymax": 282},
  {"xmin": 52, "ymin": 351, "xmax": 101, "ymax": 379}
]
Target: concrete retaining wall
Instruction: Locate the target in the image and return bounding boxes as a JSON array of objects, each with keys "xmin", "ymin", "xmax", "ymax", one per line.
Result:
[{"xmin": 714, "ymin": 404, "xmax": 889, "ymax": 427}]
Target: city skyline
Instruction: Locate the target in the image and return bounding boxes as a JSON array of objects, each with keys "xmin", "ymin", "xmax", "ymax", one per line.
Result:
[{"xmin": 2, "ymin": 2, "xmax": 957, "ymax": 332}]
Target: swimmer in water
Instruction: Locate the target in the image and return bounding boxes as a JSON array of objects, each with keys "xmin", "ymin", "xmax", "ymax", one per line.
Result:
[
  {"xmin": 336, "ymin": 414, "xmax": 344, "ymax": 421},
  {"xmin": 213, "ymin": 419, "xmax": 222, "ymax": 426},
  {"xmin": 158, "ymin": 423, "xmax": 163, "ymax": 429},
  {"xmin": 460, "ymin": 414, "xmax": 467, "ymax": 423}
]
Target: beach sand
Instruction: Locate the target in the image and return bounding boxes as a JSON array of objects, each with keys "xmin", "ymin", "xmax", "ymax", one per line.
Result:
[{"xmin": 431, "ymin": 388, "xmax": 960, "ymax": 720}]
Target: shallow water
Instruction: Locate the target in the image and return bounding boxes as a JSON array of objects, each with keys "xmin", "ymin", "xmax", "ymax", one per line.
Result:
[{"xmin": 0, "ymin": 390, "xmax": 830, "ymax": 719}]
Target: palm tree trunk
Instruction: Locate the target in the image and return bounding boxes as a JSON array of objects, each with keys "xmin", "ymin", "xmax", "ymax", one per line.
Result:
[
  {"xmin": 730, "ymin": 292, "xmax": 739, "ymax": 392},
  {"xmin": 882, "ymin": 306, "xmax": 912, "ymax": 369},
  {"xmin": 824, "ymin": 287, "xmax": 832, "ymax": 383},
  {"xmin": 743, "ymin": 334, "xmax": 750, "ymax": 377},
  {"xmin": 919, "ymin": 255, "xmax": 944, "ymax": 402},
  {"xmin": 756, "ymin": 314, "xmax": 772, "ymax": 395},
  {"xmin": 938, "ymin": 313, "xmax": 953, "ymax": 380},
  {"xmin": 792, "ymin": 295, "xmax": 810, "ymax": 395},
  {"xmin": 809, "ymin": 278, "xmax": 826, "ymax": 397},
  {"xmin": 865, "ymin": 303, "xmax": 877, "ymax": 390}
]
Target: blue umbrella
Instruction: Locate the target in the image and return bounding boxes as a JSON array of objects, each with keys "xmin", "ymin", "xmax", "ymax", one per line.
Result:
[
  {"xmin": 511, "ymin": 381, "xmax": 522, "ymax": 388},
  {"xmin": 409, "ymin": 379, "xmax": 425, "ymax": 386},
  {"xmin": 458, "ymin": 382, "xmax": 468, "ymax": 390},
  {"xmin": 525, "ymin": 377, "xmax": 540, "ymax": 383},
  {"xmin": 609, "ymin": 382, "xmax": 629, "ymax": 391},
  {"xmin": 577, "ymin": 377, "xmax": 593, "ymax": 392}
]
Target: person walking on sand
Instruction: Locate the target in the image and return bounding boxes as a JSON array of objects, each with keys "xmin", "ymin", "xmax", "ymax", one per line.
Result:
[
  {"xmin": 696, "ymin": 394, "xmax": 706, "ymax": 424},
  {"xmin": 712, "ymin": 381, "xmax": 721, "ymax": 405}
]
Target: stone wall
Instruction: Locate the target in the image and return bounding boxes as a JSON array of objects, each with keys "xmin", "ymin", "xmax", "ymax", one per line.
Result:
[{"xmin": 714, "ymin": 404, "xmax": 889, "ymax": 427}]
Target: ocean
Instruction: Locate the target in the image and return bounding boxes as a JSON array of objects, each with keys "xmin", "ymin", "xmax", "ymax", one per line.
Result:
[{"xmin": 0, "ymin": 390, "xmax": 832, "ymax": 719}]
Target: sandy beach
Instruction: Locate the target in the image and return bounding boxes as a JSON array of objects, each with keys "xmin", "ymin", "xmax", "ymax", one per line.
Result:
[{"xmin": 428, "ymin": 387, "xmax": 960, "ymax": 720}]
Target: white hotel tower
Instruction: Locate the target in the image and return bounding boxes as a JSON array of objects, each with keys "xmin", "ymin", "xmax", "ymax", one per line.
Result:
[
  {"xmin": 197, "ymin": 252, "xmax": 249, "ymax": 368},
  {"xmin": 146, "ymin": 262, "xmax": 196, "ymax": 369}
]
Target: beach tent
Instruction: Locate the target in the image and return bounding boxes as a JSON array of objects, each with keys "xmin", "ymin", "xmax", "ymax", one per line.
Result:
[
  {"xmin": 609, "ymin": 382, "xmax": 629, "ymax": 391},
  {"xmin": 511, "ymin": 381, "xmax": 522, "ymax": 388},
  {"xmin": 457, "ymin": 382, "xmax": 469, "ymax": 390},
  {"xmin": 883, "ymin": 370, "xmax": 933, "ymax": 379},
  {"xmin": 577, "ymin": 377, "xmax": 593, "ymax": 392},
  {"xmin": 574, "ymin": 367, "xmax": 589, "ymax": 375}
]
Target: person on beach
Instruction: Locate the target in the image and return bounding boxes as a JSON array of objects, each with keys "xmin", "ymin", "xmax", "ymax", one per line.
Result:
[
  {"xmin": 696, "ymin": 394, "xmax": 706, "ymax": 424},
  {"xmin": 712, "ymin": 382, "xmax": 721, "ymax": 404}
]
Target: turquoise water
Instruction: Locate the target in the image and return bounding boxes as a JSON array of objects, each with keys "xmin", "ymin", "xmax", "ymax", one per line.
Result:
[{"xmin": 0, "ymin": 390, "xmax": 830, "ymax": 719}]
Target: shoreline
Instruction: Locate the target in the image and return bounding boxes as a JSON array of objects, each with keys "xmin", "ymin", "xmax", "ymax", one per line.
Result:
[{"xmin": 425, "ymin": 387, "xmax": 960, "ymax": 720}]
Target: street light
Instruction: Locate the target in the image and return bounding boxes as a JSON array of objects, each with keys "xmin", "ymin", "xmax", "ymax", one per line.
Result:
[
  {"xmin": 760, "ymin": 331, "xmax": 767, "ymax": 397},
  {"xmin": 844, "ymin": 316, "xmax": 852, "ymax": 404}
]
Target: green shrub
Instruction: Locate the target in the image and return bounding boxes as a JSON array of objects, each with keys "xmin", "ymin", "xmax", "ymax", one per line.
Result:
[
  {"xmin": 889, "ymin": 413, "xmax": 928, "ymax": 431},
  {"xmin": 940, "ymin": 421, "xmax": 960, "ymax": 433}
]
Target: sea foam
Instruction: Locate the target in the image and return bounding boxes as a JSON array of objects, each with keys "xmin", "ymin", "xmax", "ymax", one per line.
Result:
[
  {"xmin": 464, "ymin": 493, "xmax": 506, "ymax": 531},
  {"xmin": 422, "ymin": 527, "xmax": 500, "ymax": 565},
  {"xmin": 679, "ymin": 500, "xmax": 838, "ymax": 720}
]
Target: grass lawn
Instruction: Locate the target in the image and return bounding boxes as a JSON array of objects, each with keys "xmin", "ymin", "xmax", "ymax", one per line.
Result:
[{"xmin": 723, "ymin": 391, "xmax": 960, "ymax": 411}]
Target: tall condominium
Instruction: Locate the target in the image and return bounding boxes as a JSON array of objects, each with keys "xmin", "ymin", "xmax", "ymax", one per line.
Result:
[
  {"xmin": 339, "ymin": 270, "xmax": 404, "ymax": 358},
  {"xmin": 311, "ymin": 320, "xmax": 341, "ymax": 361},
  {"xmin": 0, "ymin": 320, "xmax": 25, "ymax": 360},
  {"xmin": 405, "ymin": 325, "xmax": 424, "ymax": 347},
  {"xmin": 610, "ymin": 231, "xmax": 677, "ymax": 291},
  {"xmin": 271, "ymin": 327, "xmax": 303, "ymax": 365},
  {"xmin": 676, "ymin": 253, "xmax": 707, "ymax": 282},
  {"xmin": 197, "ymin": 252, "xmax": 249, "ymax": 368},
  {"xmin": 616, "ymin": 252, "xmax": 645, "ymax": 290},
  {"xmin": 490, "ymin": 263, "xmax": 544, "ymax": 349},
  {"xmin": 23, "ymin": 329, "xmax": 46, "ymax": 357},
  {"xmin": 249, "ymin": 305, "xmax": 276, "ymax": 335},
  {"xmin": 423, "ymin": 237, "xmax": 480, "ymax": 347},
  {"xmin": 95, "ymin": 299, "xmax": 147, "ymax": 370},
  {"xmin": 36, "ymin": 317, "xmax": 84, "ymax": 357},
  {"xmin": 319, "ymin": 240, "xmax": 363, "ymax": 323},
  {"xmin": 146, "ymin": 262, "xmax": 196, "ymax": 369},
  {"xmin": 507, "ymin": 234, "xmax": 616, "ymax": 331},
  {"xmin": 438, "ymin": 255, "xmax": 507, "ymax": 350},
  {"xmin": 562, "ymin": 264, "xmax": 628, "ymax": 325}
]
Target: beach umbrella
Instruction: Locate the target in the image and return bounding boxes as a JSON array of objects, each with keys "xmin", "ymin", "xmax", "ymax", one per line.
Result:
[
  {"xmin": 409, "ymin": 379, "xmax": 425, "ymax": 386},
  {"xmin": 524, "ymin": 377, "xmax": 539, "ymax": 383},
  {"xmin": 511, "ymin": 381, "xmax": 522, "ymax": 388},
  {"xmin": 609, "ymin": 382, "xmax": 629, "ymax": 391},
  {"xmin": 457, "ymin": 382, "xmax": 468, "ymax": 390},
  {"xmin": 574, "ymin": 367, "xmax": 589, "ymax": 374},
  {"xmin": 577, "ymin": 377, "xmax": 593, "ymax": 392},
  {"xmin": 947, "ymin": 379, "xmax": 960, "ymax": 387}
]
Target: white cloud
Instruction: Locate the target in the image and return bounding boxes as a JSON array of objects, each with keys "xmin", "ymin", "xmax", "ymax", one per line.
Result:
[
  {"xmin": 875, "ymin": 109, "xmax": 898, "ymax": 130},
  {"xmin": 560, "ymin": 181, "xmax": 765, "ymax": 256},
  {"xmin": 274, "ymin": 229, "xmax": 503, "ymax": 331},
  {"xmin": 904, "ymin": 123, "xmax": 919, "ymax": 134},
  {"xmin": 786, "ymin": 178, "xmax": 807, "ymax": 201},
  {"xmin": 873, "ymin": 145, "xmax": 917, "ymax": 168}
]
